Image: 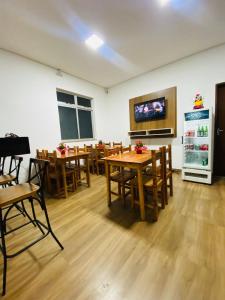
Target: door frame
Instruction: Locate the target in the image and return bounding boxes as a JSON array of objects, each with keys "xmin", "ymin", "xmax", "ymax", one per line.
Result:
[{"xmin": 213, "ymin": 82, "xmax": 225, "ymax": 174}]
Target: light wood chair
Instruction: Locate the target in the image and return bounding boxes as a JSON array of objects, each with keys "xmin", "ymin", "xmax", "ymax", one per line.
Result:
[
  {"xmin": 164, "ymin": 144, "xmax": 173, "ymax": 203},
  {"xmin": 67, "ymin": 147, "xmax": 89, "ymax": 185},
  {"xmin": 131, "ymin": 147, "xmax": 166, "ymax": 221},
  {"xmin": 107, "ymin": 148, "xmax": 136, "ymax": 206},
  {"xmin": 46, "ymin": 150, "xmax": 76, "ymax": 197},
  {"xmin": 121, "ymin": 145, "xmax": 131, "ymax": 153},
  {"xmin": 104, "ymin": 142, "xmax": 111, "ymax": 147},
  {"xmin": 113, "ymin": 141, "xmax": 122, "ymax": 147}
]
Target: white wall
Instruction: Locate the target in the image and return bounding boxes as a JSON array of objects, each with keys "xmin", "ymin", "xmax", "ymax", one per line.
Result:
[
  {"xmin": 107, "ymin": 43, "xmax": 225, "ymax": 169},
  {"xmin": 0, "ymin": 49, "xmax": 107, "ymax": 178},
  {"xmin": 1, "ymin": 43, "xmax": 225, "ymax": 175}
]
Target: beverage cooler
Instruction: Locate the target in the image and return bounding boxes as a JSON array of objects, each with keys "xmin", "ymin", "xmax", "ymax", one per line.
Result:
[{"xmin": 182, "ymin": 108, "xmax": 213, "ymax": 184}]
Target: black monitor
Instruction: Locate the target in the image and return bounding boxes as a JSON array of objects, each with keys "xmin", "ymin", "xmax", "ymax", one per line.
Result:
[{"xmin": 0, "ymin": 137, "xmax": 30, "ymax": 157}]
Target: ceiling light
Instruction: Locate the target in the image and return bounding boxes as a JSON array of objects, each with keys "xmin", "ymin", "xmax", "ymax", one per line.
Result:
[
  {"xmin": 160, "ymin": 0, "xmax": 170, "ymax": 6},
  {"xmin": 85, "ymin": 34, "xmax": 104, "ymax": 50}
]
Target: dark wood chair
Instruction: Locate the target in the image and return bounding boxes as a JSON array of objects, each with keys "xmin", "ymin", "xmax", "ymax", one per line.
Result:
[
  {"xmin": 107, "ymin": 148, "xmax": 136, "ymax": 206},
  {"xmin": 67, "ymin": 147, "xmax": 89, "ymax": 186},
  {"xmin": 164, "ymin": 144, "xmax": 173, "ymax": 203},
  {"xmin": 104, "ymin": 142, "xmax": 111, "ymax": 147},
  {"xmin": 113, "ymin": 141, "xmax": 122, "ymax": 147},
  {"xmin": 131, "ymin": 147, "xmax": 166, "ymax": 221},
  {"xmin": 0, "ymin": 158, "xmax": 64, "ymax": 295},
  {"xmin": 46, "ymin": 150, "xmax": 76, "ymax": 196}
]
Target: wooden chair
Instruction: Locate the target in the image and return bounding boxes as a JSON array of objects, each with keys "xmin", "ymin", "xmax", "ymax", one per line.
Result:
[
  {"xmin": 121, "ymin": 145, "xmax": 131, "ymax": 153},
  {"xmin": 107, "ymin": 148, "xmax": 136, "ymax": 206},
  {"xmin": 36, "ymin": 149, "xmax": 48, "ymax": 159},
  {"xmin": 113, "ymin": 141, "xmax": 122, "ymax": 147},
  {"xmin": 67, "ymin": 147, "xmax": 89, "ymax": 186},
  {"xmin": 0, "ymin": 158, "xmax": 63, "ymax": 295},
  {"xmin": 96, "ymin": 148, "xmax": 112, "ymax": 175},
  {"xmin": 46, "ymin": 151, "xmax": 76, "ymax": 197},
  {"xmin": 164, "ymin": 144, "xmax": 173, "ymax": 203},
  {"xmin": 84, "ymin": 144, "xmax": 93, "ymax": 152},
  {"xmin": 104, "ymin": 142, "xmax": 111, "ymax": 147},
  {"xmin": 131, "ymin": 148, "xmax": 166, "ymax": 221}
]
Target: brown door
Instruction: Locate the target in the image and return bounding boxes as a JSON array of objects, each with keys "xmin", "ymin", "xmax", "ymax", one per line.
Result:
[{"xmin": 214, "ymin": 83, "xmax": 225, "ymax": 176}]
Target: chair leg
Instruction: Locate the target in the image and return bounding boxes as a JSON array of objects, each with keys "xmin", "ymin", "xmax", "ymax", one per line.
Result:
[
  {"xmin": 169, "ymin": 175, "xmax": 173, "ymax": 196},
  {"xmin": 121, "ymin": 184, "xmax": 126, "ymax": 207},
  {"xmin": 130, "ymin": 179, "xmax": 134, "ymax": 208},
  {"xmin": 96, "ymin": 162, "xmax": 100, "ymax": 176},
  {"xmin": 30, "ymin": 199, "xmax": 45, "ymax": 235},
  {"xmin": 118, "ymin": 183, "xmax": 121, "ymax": 196},
  {"xmin": 40, "ymin": 198, "xmax": 64, "ymax": 250},
  {"xmin": 0, "ymin": 208, "xmax": 7, "ymax": 296},
  {"xmin": 152, "ymin": 188, "xmax": 158, "ymax": 222},
  {"xmin": 161, "ymin": 185, "xmax": 165, "ymax": 209}
]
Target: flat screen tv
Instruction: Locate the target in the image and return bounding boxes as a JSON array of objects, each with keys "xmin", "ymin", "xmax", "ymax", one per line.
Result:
[{"xmin": 134, "ymin": 97, "xmax": 166, "ymax": 122}]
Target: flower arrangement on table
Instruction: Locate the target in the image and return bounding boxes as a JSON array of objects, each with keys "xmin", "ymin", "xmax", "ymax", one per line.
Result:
[
  {"xmin": 57, "ymin": 142, "xmax": 67, "ymax": 154},
  {"xmin": 134, "ymin": 140, "xmax": 147, "ymax": 154}
]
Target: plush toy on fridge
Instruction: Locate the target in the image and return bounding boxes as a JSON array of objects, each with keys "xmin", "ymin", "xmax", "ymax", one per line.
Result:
[{"xmin": 193, "ymin": 92, "xmax": 204, "ymax": 109}]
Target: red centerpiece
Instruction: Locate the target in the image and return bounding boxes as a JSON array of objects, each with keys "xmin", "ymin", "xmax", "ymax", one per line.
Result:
[
  {"xmin": 134, "ymin": 140, "xmax": 147, "ymax": 154},
  {"xmin": 57, "ymin": 143, "xmax": 67, "ymax": 155}
]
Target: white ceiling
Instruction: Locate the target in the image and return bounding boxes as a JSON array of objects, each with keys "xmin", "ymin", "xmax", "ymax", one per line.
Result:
[{"xmin": 1, "ymin": 0, "xmax": 225, "ymax": 88}]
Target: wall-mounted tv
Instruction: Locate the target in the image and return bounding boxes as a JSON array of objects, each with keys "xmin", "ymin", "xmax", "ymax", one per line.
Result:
[{"xmin": 134, "ymin": 97, "xmax": 166, "ymax": 122}]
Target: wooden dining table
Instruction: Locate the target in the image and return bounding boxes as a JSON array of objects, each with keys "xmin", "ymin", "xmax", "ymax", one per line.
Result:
[
  {"xmin": 104, "ymin": 150, "xmax": 153, "ymax": 221},
  {"xmin": 56, "ymin": 151, "xmax": 90, "ymax": 198}
]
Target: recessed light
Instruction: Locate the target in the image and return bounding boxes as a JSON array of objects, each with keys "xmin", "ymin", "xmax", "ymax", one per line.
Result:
[
  {"xmin": 85, "ymin": 34, "xmax": 104, "ymax": 50},
  {"xmin": 160, "ymin": 0, "xmax": 169, "ymax": 6}
]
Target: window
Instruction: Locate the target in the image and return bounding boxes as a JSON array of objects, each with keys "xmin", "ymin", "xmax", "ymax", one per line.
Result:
[{"xmin": 57, "ymin": 90, "xmax": 94, "ymax": 141}]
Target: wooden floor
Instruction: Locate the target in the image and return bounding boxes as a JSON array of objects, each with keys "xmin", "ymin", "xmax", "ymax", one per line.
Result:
[{"xmin": 2, "ymin": 173, "xmax": 225, "ymax": 300}]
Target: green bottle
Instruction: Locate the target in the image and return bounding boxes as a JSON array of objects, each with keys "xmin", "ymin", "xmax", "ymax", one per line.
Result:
[
  {"xmin": 197, "ymin": 125, "xmax": 201, "ymax": 137},
  {"xmin": 201, "ymin": 126, "xmax": 204, "ymax": 137},
  {"xmin": 204, "ymin": 126, "xmax": 208, "ymax": 137}
]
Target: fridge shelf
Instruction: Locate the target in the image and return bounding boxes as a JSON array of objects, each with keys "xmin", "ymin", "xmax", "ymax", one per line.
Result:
[
  {"xmin": 183, "ymin": 163, "xmax": 209, "ymax": 170},
  {"xmin": 184, "ymin": 136, "xmax": 209, "ymax": 139},
  {"xmin": 184, "ymin": 150, "xmax": 208, "ymax": 153}
]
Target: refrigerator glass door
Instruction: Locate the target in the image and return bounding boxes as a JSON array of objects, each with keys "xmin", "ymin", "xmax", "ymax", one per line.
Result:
[{"xmin": 183, "ymin": 110, "xmax": 210, "ymax": 170}]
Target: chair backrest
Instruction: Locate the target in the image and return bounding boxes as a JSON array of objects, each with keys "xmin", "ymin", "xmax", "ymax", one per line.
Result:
[
  {"xmin": 95, "ymin": 144, "xmax": 105, "ymax": 150},
  {"xmin": 151, "ymin": 147, "xmax": 165, "ymax": 183},
  {"xmin": 104, "ymin": 142, "xmax": 111, "ymax": 147},
  {"xmin": 36, "ymin": 149, "xmax": 48, "ymax": 159},
  {"xmin": 84, "ymin": 144, "xmax": 93, "ymax": 152},
  {"xmin": 89, "ymin": 148, "xmax": 101, "ymax": 160},
  {"xmin": 27, "ymin": 158, "xmax": 49, "ymax": 198},
  {"xmin": 104, "ymin": 148, "xmax": 120, "ymax": 157},
  {"xmin": 121, "ymin": 145, "xmax": 131, "ymax": 153},
  {"xmin": 8, "ymin": 156, "xmax": 23, "ymax": 184},
  {"xmin": 113, "ymin": 141, "xmax": 122, "ymax": 147},
  {"xmin": 0, "ymin": 157, "xmax": 6, "ymax": 175},
  {"xmin": 165, "ymin": 144, "xmax": 172, "ymax": 172}
]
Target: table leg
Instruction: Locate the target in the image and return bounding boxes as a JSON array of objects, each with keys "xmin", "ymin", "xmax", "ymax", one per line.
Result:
[
  {"xmin": 61, "ymin": 162, "xmax": 68, "ymax": 198},
  {"xmin": 105, "ymin": 161, "xmax": 111, "ymax": 206},
  {"xmin": 86, "ymin": 156, "xmax": 90, "ymax": 187},
  {"xmin": 137, "ymin": 168, "xmax": 145, "ymax": 221}
]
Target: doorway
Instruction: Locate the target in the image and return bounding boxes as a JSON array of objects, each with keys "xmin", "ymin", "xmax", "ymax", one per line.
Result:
[{"xmin": 214, "ymin": 82, "xmax": 225, "ymax": 176}]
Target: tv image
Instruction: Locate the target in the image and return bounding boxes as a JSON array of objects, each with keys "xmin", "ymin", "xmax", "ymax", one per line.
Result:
[{"xmin": 134, "ymin": 97, "xmax": 166, "ymax": 122}]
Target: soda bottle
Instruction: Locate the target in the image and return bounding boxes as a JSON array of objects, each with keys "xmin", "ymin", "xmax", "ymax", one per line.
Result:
[{"xmin": 204, "ymin": 126, "xmax": 208, "ymax": 137}]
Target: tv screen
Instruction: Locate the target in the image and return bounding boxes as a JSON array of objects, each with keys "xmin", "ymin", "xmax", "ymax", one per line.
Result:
[{"xmin": 134, "ymin": 97, "xmax": 166, "ymax": 122}]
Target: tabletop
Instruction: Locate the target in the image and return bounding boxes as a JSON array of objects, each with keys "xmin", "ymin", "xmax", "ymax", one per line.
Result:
[
  {"xmin": 56, "ymin": 151, "xmax": 89, "ymax": 160},
  {"xmin": 103, "ymin": 150, "xmax": 153, "ymax": 164}
]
